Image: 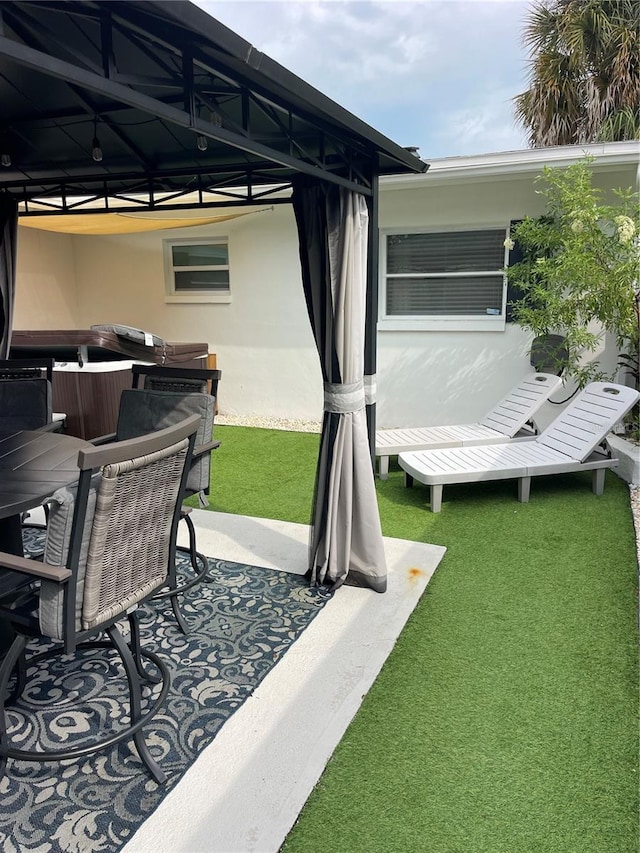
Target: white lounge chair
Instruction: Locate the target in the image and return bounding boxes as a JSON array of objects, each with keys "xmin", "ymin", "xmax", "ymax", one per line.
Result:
[
  {"xmin": 398, "ymin": 382, "xmax": 639, "ymax": 512},
  {"xmin": 376, "ymin": 372, "xmax": 563, "ymax": 479}
]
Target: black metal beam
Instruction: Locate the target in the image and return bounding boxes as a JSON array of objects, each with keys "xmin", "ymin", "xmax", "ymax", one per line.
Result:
[
  {"xmin": 365, "ymin": 176, "xmax": 379, "ymax": 467},
  {"xmin": 0, "ymin": 34, "xmax": 373, "ymax": 194},
  {"xmin": 2, "ymin": 7, "xmax": 155, "ymax": 170},
  {"xmin": 21, "ymin": 196, "xmax": 291, "ymax": 215}
]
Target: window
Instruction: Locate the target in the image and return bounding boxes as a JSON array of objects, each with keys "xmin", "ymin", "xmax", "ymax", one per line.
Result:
[
  {"xmin": 381, "ymin": 227, "xmax": 510, "ymax": 330},
  {"xmin": 163, "ymin": 238, "xmax": 231, "ymax": 303}
]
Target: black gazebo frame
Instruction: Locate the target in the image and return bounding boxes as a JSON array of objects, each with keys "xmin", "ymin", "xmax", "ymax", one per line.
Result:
[
  {"xmin": 0, "ymin": 1, "xmax": 426, "ymax": 211},
  {"xmin": 0, "ymin": 0, "xmax": 428, "ymax": 590}
]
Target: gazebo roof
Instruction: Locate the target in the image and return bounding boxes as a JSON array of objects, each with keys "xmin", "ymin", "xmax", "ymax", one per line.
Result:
[{"xmin": 0, "ymin": 0, "xmax": 428, "ymax": 215}]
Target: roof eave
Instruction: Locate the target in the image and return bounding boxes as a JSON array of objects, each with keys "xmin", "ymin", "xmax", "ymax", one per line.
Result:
[{"xmin": 381, "ymin": 141, "xmax": 640, "ymax": 190}]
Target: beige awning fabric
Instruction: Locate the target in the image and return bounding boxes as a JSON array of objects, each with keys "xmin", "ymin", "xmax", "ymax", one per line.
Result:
[{"xmin": 18, "ymin": 208, "xmax": 268, "ymax": 235}]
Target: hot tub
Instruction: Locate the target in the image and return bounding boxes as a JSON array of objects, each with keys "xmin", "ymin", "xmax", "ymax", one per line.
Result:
[{"xmin": 10, "ymin": 327, "xmax": 210, "ymax": 439}]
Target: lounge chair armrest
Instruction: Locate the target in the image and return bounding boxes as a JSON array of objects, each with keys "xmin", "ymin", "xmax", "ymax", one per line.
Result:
[
  {"xmin": 0, "ymin": 552, "xmax": 71, "ymax": 583},
  {"xmin": 194, "ymin": 439, "xmax": 221, "ymax": 457},
  {"xmin": 90, "ymin": 431, "xmax": 117, "ymax": 446}
]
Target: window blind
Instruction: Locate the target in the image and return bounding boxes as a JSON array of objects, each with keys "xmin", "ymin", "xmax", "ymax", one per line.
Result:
[
  {"xmin": 385, "ymin": 229, "xmax": 507, "ymax": 317},
  {"xmin": 387, "ymin": 276, "xmax": 504, "ymax": 315}
]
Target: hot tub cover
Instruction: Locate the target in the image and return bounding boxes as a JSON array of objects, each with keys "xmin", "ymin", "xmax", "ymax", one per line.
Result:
[{"xmin": 10, "ymin": 328, "xmax": 208, "ymax": 365}]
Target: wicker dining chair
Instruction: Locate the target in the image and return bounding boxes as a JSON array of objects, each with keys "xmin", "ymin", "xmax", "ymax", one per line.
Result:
[
  {"xmin": 0, "ymin": 414, "xmax": 200, "ymax": 784},
  {"xmin": 92, "ymin": 365, "xmax": 222, "ymax": 635},
  {"xmin": 130, "ymin": 364, "xmax": 221, "ymax": 507}
]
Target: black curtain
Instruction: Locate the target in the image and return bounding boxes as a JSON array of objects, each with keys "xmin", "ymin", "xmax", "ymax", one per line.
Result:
[{"xmin": 0, "ymin": 195, "xmax": 18, "ymax": 359}]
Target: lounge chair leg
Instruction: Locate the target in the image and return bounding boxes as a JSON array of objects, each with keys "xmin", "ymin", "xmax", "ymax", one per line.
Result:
[
  {"xmin": 592, "ymin": 468, "xmax": 606, "ymax": 496},
  {"xmin": 404, "ymin": 472, "xmax": 413, "ymax": 488},
  {"xmin": 379, "ymin": 455, "xmax": 389, "ymax": 480},
  {"xmin": 518, "ymin": 476, "xmax": 531, "ymax": 503},
  {"xmin": 430, "ymin": 485, "xmax": 443, "ymax": 513}
]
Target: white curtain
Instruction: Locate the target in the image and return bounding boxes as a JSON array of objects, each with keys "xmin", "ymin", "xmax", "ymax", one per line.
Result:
[{"xmin": 293, "ymin": 180, "xmax": 387, "ymax": 592}]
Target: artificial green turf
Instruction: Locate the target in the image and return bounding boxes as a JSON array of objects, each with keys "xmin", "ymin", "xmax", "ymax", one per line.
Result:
[
  {"xmin": 185, "ymin": 424, "xmax": 320, "ymax": 524},
  {"xmin": 203, "ymin": 427, "xmax": 639, "ymax": 853}
]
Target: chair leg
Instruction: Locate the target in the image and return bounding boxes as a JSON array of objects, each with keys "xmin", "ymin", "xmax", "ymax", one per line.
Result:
[
  {"xmin": 151, "ymin": 512, "xmax": 209, "ymax": 635},
  {"xmin": 128, "ymin": 612, "xmax": 162, "ymax": 685},
  {"xmin": 430, "ymin": 484, "xmax": 443, "ymax": 513},
  {"xmin": 107, "ymin": 620, "xmax": 167, "ymax": 786},
  {"xmin": 518, "ymin": 476, "xmax": 531, "ymax": 503},
  {"xmin": 592, "ymin": 468, "xmax": 606, "ymax": 496},
  {"xmin": 1, "ymin": 628, "xmax": 170, "ymax": 784},
  {"xmin": 169, "ymin": 595, "xmax": 190, "ymax": 636},
  {"xmin": 0, "ymin": 634, "xmax": 28, "ymax": 780},
  {"xmin": 6, "ymin": 647, "xmax": 27, "ymax": 704},
  {"xmin": 181, "ymin": 512, "xmax": 209, "ymax": 584},
  {"xmin": 379, "ymin": 455, "xmax": 389, "ymax": 480}
]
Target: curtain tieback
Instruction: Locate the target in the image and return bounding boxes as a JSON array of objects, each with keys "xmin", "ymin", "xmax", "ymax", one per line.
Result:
[
  {"xmin": 324, "ymin": 380, "xmax": 365, "ymax": 414},
  {"xmin": 364, "ymin": 373, "xmax": 376, "ymax": 405}
]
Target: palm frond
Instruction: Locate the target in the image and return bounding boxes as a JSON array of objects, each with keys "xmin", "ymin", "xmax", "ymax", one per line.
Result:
[{"xmin": 516, "ymin": 0, "xmax": 640, "ymax": 146}]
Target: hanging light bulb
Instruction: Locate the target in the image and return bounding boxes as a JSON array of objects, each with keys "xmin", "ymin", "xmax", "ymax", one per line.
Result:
[
  {"xmin": 1, "ymin": 153, "xmax": 11, "ymax": 168},
  {"xmin": 92, "ymin": 137, "xmax": 103, "ymax": 162},
  {"xmin": 92, "ymin": 116, "xmax": 103, "ymax": 162},
  {"xmin": 195, "ymin": 101, "xmax": 211, "ymax": 152}
]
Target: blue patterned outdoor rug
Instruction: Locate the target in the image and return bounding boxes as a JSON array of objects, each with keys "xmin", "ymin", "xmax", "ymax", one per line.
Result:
[{"xmin": 0, "ymin": 529, "xmax": 331, "ymax": 853}]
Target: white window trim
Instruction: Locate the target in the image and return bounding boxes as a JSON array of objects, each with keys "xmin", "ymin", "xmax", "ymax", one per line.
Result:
[
  {"xmin": 378, "ymin": 224, "xmax": 510, "ymax": 332},
  {"xmin": 163, "ymin": 237, "xmax": 232, "ymax": 304}
]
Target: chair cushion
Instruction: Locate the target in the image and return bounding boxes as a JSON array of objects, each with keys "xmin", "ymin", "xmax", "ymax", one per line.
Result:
[
  {"xmin": 0, "ymin": 378, "xmax": 51, "ymax": 430},
  {"xmin": 39, "ymin": 475, "xmax": 99, "ymax": 640},
  {"xmin": 117, "ymin": 389, "xmax": 214, "ymax": 494}
]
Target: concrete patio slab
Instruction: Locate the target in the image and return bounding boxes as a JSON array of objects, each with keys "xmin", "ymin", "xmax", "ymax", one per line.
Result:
[{"xmin": 122, "ymin": 510, "xmax": 446, "ymax": 853}]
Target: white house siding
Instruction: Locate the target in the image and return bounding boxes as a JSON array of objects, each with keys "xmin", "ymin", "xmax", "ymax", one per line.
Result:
[{"xmin": 14, "ymin": 143, "xmax": 639, "ymax": 427}]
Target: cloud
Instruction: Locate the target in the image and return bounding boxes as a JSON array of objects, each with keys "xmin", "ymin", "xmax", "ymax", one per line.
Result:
[
  {"xmin": 193, "ymin": 0, "xmax": 533, "ymax": 157},
  {"xmin": 434, "ymin": 88, "xmax": 529, "ymax": 156}
]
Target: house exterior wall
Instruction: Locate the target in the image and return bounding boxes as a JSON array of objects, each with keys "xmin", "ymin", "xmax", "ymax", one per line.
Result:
[
  {"xmin": 377, "ymin": 176, "xmax": 536, "ymax": 428},
  {"xmin": 14, "ymin": 144, "xmax": 638, "ymax": 427},
  {"xmin": 13, "ymin": 227, "xmax": 80, "ymax": 329},
  {"xmin": 61, "ymin": 205, "xmax": 322, "ymax": 420},
  {"xmin": 375, "ymin": 165, "xmax": 633, "ymax": 429}
]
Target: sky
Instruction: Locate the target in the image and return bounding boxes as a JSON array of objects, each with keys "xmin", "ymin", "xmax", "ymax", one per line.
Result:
[{"xmin": 192, "ymin": 0, "xmax": 534, "ymax": 161}]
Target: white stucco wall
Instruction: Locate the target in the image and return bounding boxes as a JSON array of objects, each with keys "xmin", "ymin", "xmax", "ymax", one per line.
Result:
[
  {"xmin": 14, "ymin": 226, "xmax": 80, "ymax": 328},
  {"xmin": 377, "ymin": 175, "xmax": 537, "ymax": 427},
  {"xmin": 13, "ymin": 144, "xmax": 638, "ymax": 427},
  {"xmin": 68, "ymin": 205, "xmax": 323, "ymax": 420}
]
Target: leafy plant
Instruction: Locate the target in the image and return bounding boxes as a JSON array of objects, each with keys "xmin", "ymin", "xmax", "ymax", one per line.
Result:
[
  {"xmin": 506, "ymin": 157, "xmax": 640, "ymax": 438},
  {"xmin": 616, "ymin": 292, "xmax": 640, "ymax": 441}
]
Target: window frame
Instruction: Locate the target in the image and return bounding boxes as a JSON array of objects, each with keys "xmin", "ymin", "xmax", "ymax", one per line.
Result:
[
  {"xmin": 163, "ymin": 237, "xmax": 232, "ymax": 304},
  {"xmin": 379, "ymin": 225, "xmax": 511, "ymax": 331}
]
